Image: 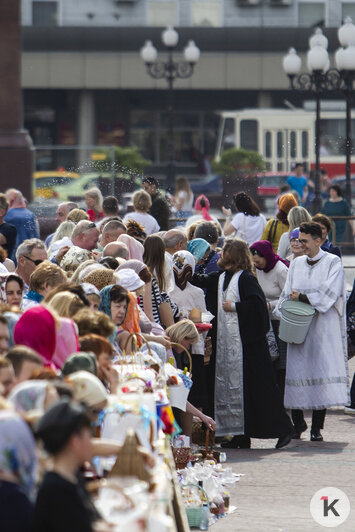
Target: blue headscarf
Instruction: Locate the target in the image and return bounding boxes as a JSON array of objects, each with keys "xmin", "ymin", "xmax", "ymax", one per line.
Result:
[
  {"xmin": 99, "ymin": 284, "xmax": 115, "ymax": 317},
  {"xmin": 187, "ymin": 238, "xmax": 210, "ymax": 262}
]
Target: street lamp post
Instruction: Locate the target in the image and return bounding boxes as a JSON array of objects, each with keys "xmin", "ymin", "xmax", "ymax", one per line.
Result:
[
  {"xmin": 141, "ymin": 27, "xmax": 200, "ymax": 190},
  {"xmin": 283, "ymin": 19, "xmax": 355, "ymax": 212}
]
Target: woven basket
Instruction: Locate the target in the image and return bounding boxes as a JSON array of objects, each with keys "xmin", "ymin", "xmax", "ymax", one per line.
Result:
[
  {"xmin": 172, "ymin": 446, "xmax": 191, "ymax": 470},
  {"xmin": 182, "ymin": 483, "xmax": 210, "ymax": 528}
]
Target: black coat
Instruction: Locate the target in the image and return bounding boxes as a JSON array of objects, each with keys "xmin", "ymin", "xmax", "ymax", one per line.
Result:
[{"xmin": 193, "ymin": 269, "xmax": 293, "ymax": 438}]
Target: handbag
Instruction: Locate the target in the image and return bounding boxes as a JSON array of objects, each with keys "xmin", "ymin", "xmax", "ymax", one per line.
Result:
[{"xmin": 266, "ymin": 322, "xmax": 280, "ymax": 362}]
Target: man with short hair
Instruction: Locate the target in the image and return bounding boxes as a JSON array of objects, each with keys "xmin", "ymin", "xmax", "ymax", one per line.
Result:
[
  {"xmin": 103, "ymin": 241, "xmax": 129, "ymax": 260},
  {"xmin": 97, "ymin": 196, "xmax": 119, "ymax": 229},
  {"xmin": 5, "ymin": 345, "xmax": 43, "ymax": 384},
  {"xmin": 0, "ymin": 193, "xmax": 17, "ymax": 259},
  {"xmin": 15, "ymin": 238, "xmax": 48, "ymax": 293},
  {"xmin": 287, "ymin": 163, "xmax": 308, "ymax": 205},
  {"xmin": 277, "ymin": 221, "xmax": 349, "ymax": 442},
  {"xmin": 99, "ymin": 220, "xmax": 126, "ymax": 249},
  {"xmin": 22, "ymin": 260, "xmax": 67, "ymax": 310},
  {"xmin": 142, "ymin": 176, "xmax": 171, "ymax": 230},
  {"xmin": 49, "ymin": 220, "xmax": 100, "ymax": 259},
  {"xmin": 45, "ymin": 201, "xmax": 78, "ymax": 247},
  {"xmin": 4, "ymin": 189, "xmax": 40, "ymax": 259},
  {"xmin": 0, "ymin": 357, "xmax": 15, "ymax": 397},
  {"xmin": 0, "ymin": 315, "xmax": 9, "ymax": 355}
]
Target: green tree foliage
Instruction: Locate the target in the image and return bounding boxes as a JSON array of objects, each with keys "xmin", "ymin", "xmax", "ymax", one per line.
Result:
[
  {"xmin": 93, "ymin": 146, "xmax": 151, "ymax": 173},
  {"xmin": 212, "ymin": 148, "xmax": 265, "ymax": 178}
]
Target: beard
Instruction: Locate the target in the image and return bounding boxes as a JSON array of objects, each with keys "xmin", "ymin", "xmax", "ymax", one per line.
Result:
[{"xmin": 217, "ymin": 256, "xmax": 231, "ymax": 270}]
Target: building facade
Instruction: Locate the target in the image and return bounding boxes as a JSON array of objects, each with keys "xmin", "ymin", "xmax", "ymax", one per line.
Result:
[{"xmin": 21, "ymin": 0, "xmax": 355, "ymax": 176}]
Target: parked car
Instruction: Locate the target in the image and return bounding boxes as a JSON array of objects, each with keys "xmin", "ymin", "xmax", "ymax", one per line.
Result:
[
  {"xmin": 52, "ymin": 172, "xmax": 140, "ymax": 202},
  {"xmin": 33, "ymin": 171, "xmax": 80, "ymax": 199},
  {"xmin": 257, "ymin": 172, "xmax": 288, "ymax": 197}
]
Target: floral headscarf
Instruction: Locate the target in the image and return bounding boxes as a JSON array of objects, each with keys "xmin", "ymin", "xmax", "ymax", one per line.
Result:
[
  {"xmin": 172, "ymin": 250, "xmax": 196, "ymax": 291},
  {"xmin": 0, "ymin": 411, "xmax": 37, "ymax": 500},
  {"xmin": 9, "ymin": 380, "xmax": 49, "ymax": 414}
]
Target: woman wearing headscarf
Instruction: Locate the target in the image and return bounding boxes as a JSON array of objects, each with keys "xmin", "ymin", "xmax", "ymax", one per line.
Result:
[
  {"xmin": 117, "ymin": 234, "xmax": 144, "ymax": 261},
  {"xmin": 187, "ymin": 238, "xmax": 210, "ymax": 265},
  {"xmin": 9, "ymin": 380, "xmax": 59, "ymax": 416},
  {"xmin": 186, "ymin": 194, "xmax": 219, "ymax": 227},
  {"xmin": 14, "ymin": 306, "xmax": 58, "ymax": 367},
  {"xmin": 169, "ymin": 251, "xmax": 209, "ymax": 410},
  {"xmin": 261, "ymin": 193, "xmax": 298, "ymax": 252},
  {"xmin": 249, "ymin": 240, "xmax": 289, "ymax": 399},
  {"xmin": 0, "ymin": 410, "xmax": 37, "ymax": 531},
  {"xmin": 99, "ymin": 284, "xmax": 132, "ymax": 353}
]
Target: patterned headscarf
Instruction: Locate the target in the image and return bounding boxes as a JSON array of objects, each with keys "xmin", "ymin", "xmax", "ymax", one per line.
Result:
[
  {"xmin": 172, "ymin": 250, "xmax": 196, "ymax": 291},
  {"xmin": 82, "ymin": 268, "xmax": 114, "ymax": 291},
  {"xmin": 99, "ymin": 285, "xmax": 114, "ymax": 317},
  {"xmin": 9, "ymin": 380, "xmax": 48, "ymax": 414},
  {"xmin": 0, "ymin": 411, "xmax": 37, "ymax": 500}
]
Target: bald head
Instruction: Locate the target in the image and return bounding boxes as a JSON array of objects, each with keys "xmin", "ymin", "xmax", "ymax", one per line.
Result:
[
  {"xmin": 100, "ymin": 220, "xmax": 126, "ymax": 247},
  {"xmin": 164, "ymin": 229, "xmax": 187, "ymax": 254},
  {"xmin": 103, "ymin": 242, "xmax": 129, "ymax": 260}
]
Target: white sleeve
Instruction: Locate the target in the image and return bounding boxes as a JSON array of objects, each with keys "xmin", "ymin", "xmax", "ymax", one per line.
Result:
[
  {"xmin": 231, "ymin": 213, "xmax": 242, "ymax": 231},
  {"xmin": 277, "ymin": 232, "xmax": 289, "ymax": 259}
]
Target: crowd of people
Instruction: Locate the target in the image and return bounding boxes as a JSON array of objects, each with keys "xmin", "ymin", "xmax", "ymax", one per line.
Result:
[{"xmin": 0, "ymin": 176, "xmax": 354, "ymax": 531}]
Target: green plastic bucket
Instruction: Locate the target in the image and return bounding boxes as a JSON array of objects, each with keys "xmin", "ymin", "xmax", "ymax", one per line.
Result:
[{"xmin": 279, "ymin": 300, "xmax": 315, "ymax": 344}]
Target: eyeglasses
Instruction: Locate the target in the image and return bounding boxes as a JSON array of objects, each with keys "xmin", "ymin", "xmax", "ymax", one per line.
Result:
[
  {"xmin": 298, "ymin": 239, "xmax": 309, "ymax": 245},
  {"xmin": 23, "ymin": 256, "xmax": 44, "ymax": 266},
  {"xmin": 290, "ymin": 238, "xmax": 301, "ymax": 245}
]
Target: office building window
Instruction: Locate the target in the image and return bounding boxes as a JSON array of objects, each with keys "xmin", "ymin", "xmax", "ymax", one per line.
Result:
[
  {"xmin": 32, "ymin": 1, "xmax": 58, "ymax": 26},
  {"xmin": 342, "ymin": 3, "xmax": 355, "ymax": 22},
  {"xmin": 147, "ymin": 1, "xmax": 178, "ymax": 26},
  {"xmin": 298, "ymin": 2, "xmax": 325, "ymax": 27},
  {"xmin": 192, "ymin": 1, "xmax": 222, "ymax": 27}
]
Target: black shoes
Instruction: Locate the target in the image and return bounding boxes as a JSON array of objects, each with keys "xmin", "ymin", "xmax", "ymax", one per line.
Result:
[
  {"xmin": 292, "ymin": 420, "xmax": 308, "ymax": 439},
  {"xmin": 310, "ymin": 429, "xmax": 323, "ymax": 442},
  {"xmin": 275, "ymin": 433, "xmax": 292, "ymax": 449},
  {"xmin": 221, "ymin": 435, "xmax": 251, "ymax": 449}
]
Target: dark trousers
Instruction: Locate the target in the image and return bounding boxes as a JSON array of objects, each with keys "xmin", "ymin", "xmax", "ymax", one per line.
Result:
[
  {"xmin": 292, "ymin": 408, "xmax": 327, "ymax": 430},
  {"xmin": 350, "ymin": 373, "xmax": 355, "ymax": 408}
]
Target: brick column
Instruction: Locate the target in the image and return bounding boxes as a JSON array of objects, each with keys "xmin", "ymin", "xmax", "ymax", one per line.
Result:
[{"xmin": 0, "ymin": 0, "xmax": 33, "ymax": 201}]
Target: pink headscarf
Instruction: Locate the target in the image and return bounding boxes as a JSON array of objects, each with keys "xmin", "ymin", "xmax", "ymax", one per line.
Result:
[
  {"xmin": 14, "ymin": 306, "xmax": 57, "ymax": 366},
  {"xmin": 194, "ymin": 195, "xmax": 212, "ymax": 221},
  {"xmin": 52, "ymin": 317, "xmax": 79, "ymax": 369},
  {"xmin": 117, "ymin": 234, "xmax": 144, "ymax": 261}
]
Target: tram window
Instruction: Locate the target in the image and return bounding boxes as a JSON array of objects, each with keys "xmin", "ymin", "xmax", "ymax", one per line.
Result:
[
  {"xmin": 240, "ymin": 120, "xmax": 258, "ymax": 152},
  {"xmin": 221, "ymin": 117, "xmax": 236, "ymax": 152},
  {"xmin": 302, "ymin": 131, "xmax": 308, "ymax": 158},
  {"xmin": 320, "ymin": 119, "xmax": 346, "ymax": 156},
  {"xmin": 290, "ymin": 131, "xmax": 296, "ymax": 158},
  {"xmin": 265, "ymin": 131, "xmax": 271, "ymax": 158},
  {"xmin": 277, "ymin": 162, "xmax": 284, "ymax": 171},
  {"xmin": 277, "ymin": 131, "xmax": 284, "ymax": 158}
]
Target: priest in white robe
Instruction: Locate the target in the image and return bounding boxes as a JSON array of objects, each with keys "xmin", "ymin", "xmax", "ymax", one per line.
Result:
[{"xmin": 276, "ymin": 222, "xmax": 349, "ymax": 442}]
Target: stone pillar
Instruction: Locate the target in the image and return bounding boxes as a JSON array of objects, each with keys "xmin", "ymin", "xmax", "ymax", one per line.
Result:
[
  {"xmin": 0, "ymin": 0, "xmax": 34, "ymax": 201},
  {"xmin": 77, "ymin": 90, "xmax": 96, "ymax": 169}
]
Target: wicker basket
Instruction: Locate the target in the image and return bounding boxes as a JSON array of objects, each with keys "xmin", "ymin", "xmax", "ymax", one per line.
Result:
[
  {"xmin": 172, "ymin": 446, "xmax": 191, "ymax": 470},
  {"xmin": 182, "ymin": 483, "xmax": 210, "ymax": 528}
]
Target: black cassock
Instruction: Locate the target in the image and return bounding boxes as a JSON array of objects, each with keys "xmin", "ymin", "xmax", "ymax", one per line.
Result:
[{"xmin": 192, "ymin": 269, "xmax": 293, "ymax": 438}]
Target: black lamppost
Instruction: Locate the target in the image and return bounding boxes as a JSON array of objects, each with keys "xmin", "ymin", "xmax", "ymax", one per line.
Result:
[
  {"xmin": 141, "ymin": 27, "xmax": 200, "ymax": 190},
  {"xmin": 283, "ymin": 20, "xmax": 355, "ymax": 213}
]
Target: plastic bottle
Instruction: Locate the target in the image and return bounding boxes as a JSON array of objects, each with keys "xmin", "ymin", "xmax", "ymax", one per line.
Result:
[{"xmin": 199, "ymin": 503, "xmax": 209, "ymax": 530}]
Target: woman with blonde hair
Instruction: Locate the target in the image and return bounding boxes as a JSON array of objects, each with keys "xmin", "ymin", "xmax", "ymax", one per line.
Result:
[
  {"xmin": 66, "ymin": 208, "xmax": 89, "ymax": 223},
  {"xmin": 123, "ymin": 190, "xmax": 160, "ymax": 235},
  {"xmin": 47, "ymin": 221, "xmax": 75, "ymax": 257},
  {"xmin": 165, "ymin": 318, "xmax": 215, "ymax": 436},
  {"xmin": 277, "ymin": 205, "xmax": 312, "ymax": 259},
  {"xmin": 171, "ymin": 176, "xmax": 194, "ymax": 221},
  {"xmin": 84, "ymin": 187, "xmax": 103, "ymax": 222},
  {"xmin": 47, "ymin": 290, "xmax": 85, "ymax": 318}
]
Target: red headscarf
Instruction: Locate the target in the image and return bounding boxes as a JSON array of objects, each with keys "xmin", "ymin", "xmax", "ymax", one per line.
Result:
[
  {"xmin": 194, "ymin": 195, "xmax": 212, "ymax": 221},
  {"xmin": 14, "ymin": 306, "xmax": 57, "ymax": 366}
]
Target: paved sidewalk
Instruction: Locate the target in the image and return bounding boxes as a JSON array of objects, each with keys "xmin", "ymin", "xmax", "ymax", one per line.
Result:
[{"xmin": 212, "ymin": 359, "xmax": 355, "ymax": 532}]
